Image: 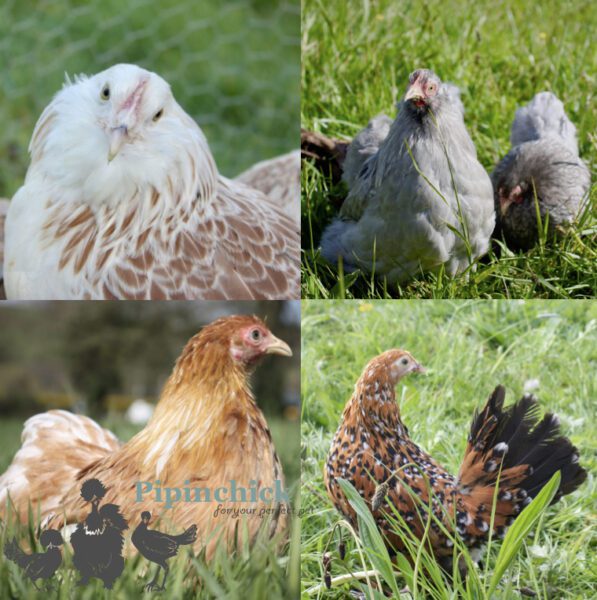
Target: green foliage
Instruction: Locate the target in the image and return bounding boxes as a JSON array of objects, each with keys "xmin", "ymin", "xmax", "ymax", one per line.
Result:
[
  {"xmin": 301, "ymin": 299, "xmax": 596, "ymax": 598},
  {"xmin": 301, "ymin": 0, "xmax": 597, "ymax": 299},
  {"xmin": 325, "ymin": 473, "xmax": 561, "ymax": 599},
  {"xmin": 1, "ymin": 494, "xmax": 299, "ymax": 599}
]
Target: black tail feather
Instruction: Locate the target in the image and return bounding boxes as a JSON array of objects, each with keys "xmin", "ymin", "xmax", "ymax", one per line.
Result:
[{"xmin": 473, "ymin": 387, "xmax": 586, "ymax": 502}]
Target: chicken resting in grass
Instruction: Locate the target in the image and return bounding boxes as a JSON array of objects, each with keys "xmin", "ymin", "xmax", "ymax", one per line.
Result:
[
  {"xmin": 0, "ymin": 315, "xmax": 292, "ymax": 559},
  {"xmin": 320, "ymin": 69, "xmax": 494, "ymax": 284},
  {"xmin": 325, "ymin": 350, "xmax": 586, "ymax": 575},
  {"xmin": 492, "ymin": 92, "xmax": 591, "ymax": 251}
]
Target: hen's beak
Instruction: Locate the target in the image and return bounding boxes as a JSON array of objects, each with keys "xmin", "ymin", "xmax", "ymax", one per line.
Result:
[
  {"xmin": 499, "ymin": 185, "xmax": 523, "ymax": 216},
  {"xmin": 265, "ymin": 335, "xmax": 292, "ymax": 357},
  {"xmin": 405, "ymin": 81, "xmax": 426, "ymax": 102},
  {"xmin": 411, "ymin": 362, "xmax": 426, "ymax": 374},
  {"xmin": 108, "ymin": 125, "xmax": 129, "ymax": 162}
]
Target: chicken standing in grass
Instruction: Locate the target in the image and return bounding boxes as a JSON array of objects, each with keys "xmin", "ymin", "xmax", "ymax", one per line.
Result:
[
  {"xmin": 320, "ymin": 69, "xmax": 494, "ymax": 283},
  {"xmin": 492, "ymin": 92, "xmax": 591, "ymax": 250},
  {"xmin": 0, "ymin": 315, "xmax": 292, "ymax": 558},
  {"xmin": 4, "ymin": 64, "xmax": 299, "ymax": 300},
  {"xmin": 132, "ymin": 511, "xmax": 197, "ymax": 591},
  {"xmin": 3, "ymin": 529, "xmax": 64, "ymax": 591},
  {"xmin": 325, "ymin": 350, "xmax": 586, "ymax": 574}
]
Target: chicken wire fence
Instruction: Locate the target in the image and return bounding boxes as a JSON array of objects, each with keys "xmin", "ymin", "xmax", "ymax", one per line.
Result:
[{"xmin": 0, "ymin": 0, "xmax": 300, "ymax": 198}]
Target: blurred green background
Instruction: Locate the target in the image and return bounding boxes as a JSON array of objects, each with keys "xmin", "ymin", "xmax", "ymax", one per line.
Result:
[
  {"xmin": 0, "ymin": 301, "xmax": 300, "ymax": 487},
  {"xmin": 0, "ymin": 0, "xmax": 300, "ymax": 198}
]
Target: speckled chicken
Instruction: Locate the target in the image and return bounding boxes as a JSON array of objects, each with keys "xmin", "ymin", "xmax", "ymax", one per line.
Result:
[
  {"xmin": 325, "ymin": 350, "xmax": 586, "ymax": 572},
  {"xmin": 492, "ymin": 92, "xmax": 590, "ymax": 250},
  {"xmin": 320, "ymin": 70, "xmax": 494, "ymax": 283}
]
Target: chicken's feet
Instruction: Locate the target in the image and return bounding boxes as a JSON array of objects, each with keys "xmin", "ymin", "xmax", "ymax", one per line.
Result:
[
  {"xmin": 145, "ymin": 582, "xmax": 165, "ymax": 592},
  {"xmin": 144, "ymin": 565, "xmax": 164, "ymax": 592}
]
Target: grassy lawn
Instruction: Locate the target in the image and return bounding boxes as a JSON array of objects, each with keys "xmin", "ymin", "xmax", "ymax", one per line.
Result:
[
  {"xmin": 0, "ymin": 413, "xmax": 300, "ymax": 598},
  {"xmin": 301, "ymin": 300, "xmax": 596, "ymax": 598},
  {"xmin": 301, "ymin": 0, "xmax": 596, "ymax": 299},
  {"xmin": 0, "ymin": 0, "xmax": 300, "ymax": 198}
]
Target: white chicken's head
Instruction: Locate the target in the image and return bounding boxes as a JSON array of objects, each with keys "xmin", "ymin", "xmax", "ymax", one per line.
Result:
[
  {"xmin": 29, "ymin": 63, "xmax": 217, "ymax": 207},
  {"xmin": 403, "ymin": 69, "xmax": 445, "ymax": 115},
  {"xmin": 94, "ymin": 64, "xmax": 174, "ymax": 162}
]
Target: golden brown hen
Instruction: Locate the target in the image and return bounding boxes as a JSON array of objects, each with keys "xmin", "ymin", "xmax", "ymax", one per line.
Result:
[
  {"xmin": 325, "ymin": 350, "xmax": 586, "ymax": 573},
  {"xmin": 0, "ymin": 315, "xmax": 292, "ymax": 557}
]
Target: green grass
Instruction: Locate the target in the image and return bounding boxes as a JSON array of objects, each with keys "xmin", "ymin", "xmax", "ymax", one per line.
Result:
[
  {"xmin": 301, "ymin": 300, "xmax": 596, "ymax": 598},
  {"xmin": 0, "ymin": 0, "xmax": 300, "ymax": 198},
  {"xmin": 301, "ymin": 0, "xmax": 596, "ymax": 299},
  {"xmin": 0, "ymin": 414, "xmax": 300, "ymax": 598}
]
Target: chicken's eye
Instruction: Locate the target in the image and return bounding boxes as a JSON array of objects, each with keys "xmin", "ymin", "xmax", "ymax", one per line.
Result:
[
  {"xmin": 251, "ymin": 329, "xmax": 261, "ymax": 341},
  {"xmin": 100, "ymin": 84, "xmax": 110, "ymax": 101},
  {"xmin": 401, "ymin": 358, "xmax": 409, "ymax": 365},
  {"xmin": 427, "ymin": 84, "xmax": 436, "ymax": 93},
  {"xmin": 153, "ymin": 108, "xmax": 164, "ymax": 122}
]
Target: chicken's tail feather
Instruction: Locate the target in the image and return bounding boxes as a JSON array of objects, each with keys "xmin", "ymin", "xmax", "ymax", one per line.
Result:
[
  {"xmin": 174, "ymin": 524, "xmax": 198, "ymax": 546},
  {"xmin": 3, "ymin": 537, "xmax": 29, "ymax": 568},
  {"xmin": 510, "ymin": 91, "xmax": 579, "ymax": 155},
  {"xmin": 454, "ymin": 386, "xmax": 586, "ymax": 542},
  {"xmin": 0, "ymin": 410, "xmax": 121, "ymax": 524}
]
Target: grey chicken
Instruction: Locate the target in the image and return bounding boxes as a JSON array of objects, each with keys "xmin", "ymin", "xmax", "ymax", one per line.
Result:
[
  {"xmin": 492, "ymin": 92, "xmax": 591, "ymax": 250},
  {"xmin": 342, "ymin": 114, "xmax": 394, "ymax": 188},
  {"xmin": 320, "ymin": 69, "xmax": 494, "ymax": 284},
  {"xmin": 343, "ymin": 84, "xmax": 464, "ymax": 189},
  {"xmin": 3, "ymin": 529, "xmax": 64, "ymax": 591}
]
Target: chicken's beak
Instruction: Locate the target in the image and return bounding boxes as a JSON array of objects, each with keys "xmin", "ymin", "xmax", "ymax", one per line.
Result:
[
  {"xmin": 265, "ymin": 335, "xmax": 292, "ymax": 357},
  {"xmin": 405, "ymin": 81, "xmax": 426, "ymax": 103},
  {"xmin": 108, "ymin": 125, "xmax": 129, "ymax": 162},
  {"xmin": 499, "ymin": 185, "xmax": 523, "ymax": 216},
  {"xmin": 411, "ymin": 362, "xmax": 426, "ymax": 374}
]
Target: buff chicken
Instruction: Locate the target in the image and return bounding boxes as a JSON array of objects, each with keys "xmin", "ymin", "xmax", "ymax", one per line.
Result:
[
  {"xmin": 325, "ymin": 350, "xmax": 586, "ymax": 575},
  {"xmin": 0, "ymin": 315, "xmax": 292, "ymax": 559}
]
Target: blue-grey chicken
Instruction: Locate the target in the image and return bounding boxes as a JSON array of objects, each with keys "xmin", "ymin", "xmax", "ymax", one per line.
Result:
[
  {"xmin": 492, "ymin": 92, "xmax": 591, "ymax": 250},
  {"xmin": 320, "ymin": 69, "xmax": 494, "ymax": 284}
]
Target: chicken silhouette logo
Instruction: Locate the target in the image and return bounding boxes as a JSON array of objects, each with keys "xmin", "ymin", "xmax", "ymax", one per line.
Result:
[
  {"xmin": 70, "ymin": 478, "xmax": 128, "ymax": 589},
  {"xmin": 132, "ymin": 511, "xmax": 197, "ymax": 591},
  {"xmin": 3, "ymin": 529, "xmax": 64, "ymax": 590}
]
